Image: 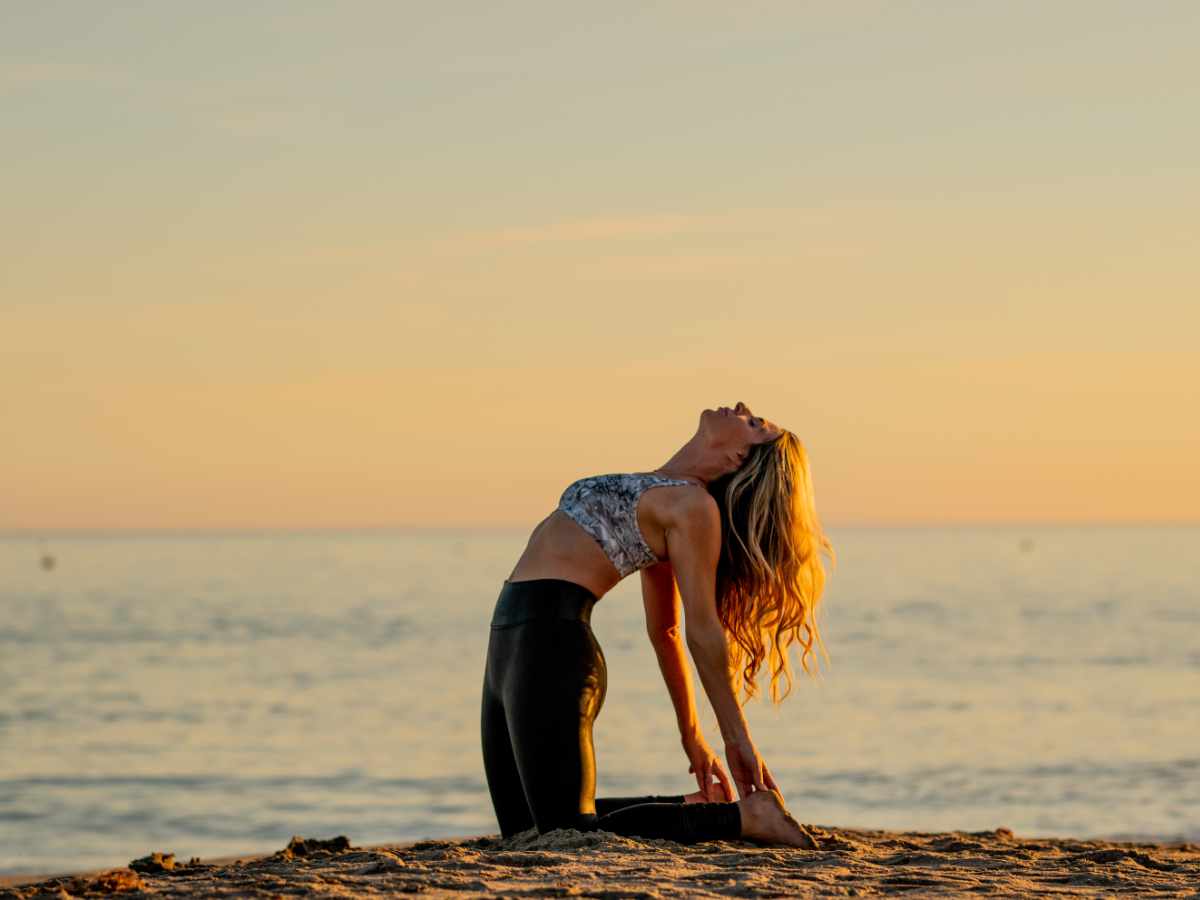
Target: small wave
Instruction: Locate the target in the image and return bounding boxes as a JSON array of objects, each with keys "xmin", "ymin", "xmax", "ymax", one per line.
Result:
[
  {"xmin": 0, "ymin": 708, "xmax": 58, "ymax": 726},
  {"xmin": 1084, "ymin": 654, "xmax": 1153, "ymax": 667},
  {"xmin": 891, "ymin": 601, "xmax": 946, "ymax": 617},
  {"xmin": 0, "ymin": 772, "xmax": 486, "ymax": 793},
  {"xmin": 1101, "ymin": 829, "xmax": 1200, "ymax": 844}
]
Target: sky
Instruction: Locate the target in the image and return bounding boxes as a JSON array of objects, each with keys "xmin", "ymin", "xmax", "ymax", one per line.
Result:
[{"xmin": 3, "ymin": 1, "xmax": 1198, "ymax": 530}]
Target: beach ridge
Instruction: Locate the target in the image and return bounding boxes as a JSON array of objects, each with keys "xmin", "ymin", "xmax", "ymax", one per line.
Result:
[{"xmin": 2, "ymin": 826, "xmax": 1197, "ymax": 897}]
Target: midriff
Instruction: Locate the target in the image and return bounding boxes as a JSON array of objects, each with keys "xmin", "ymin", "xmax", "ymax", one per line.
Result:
[{"xmin": 507, "ymin": 510, "xmax": 623, "ymax": 600}]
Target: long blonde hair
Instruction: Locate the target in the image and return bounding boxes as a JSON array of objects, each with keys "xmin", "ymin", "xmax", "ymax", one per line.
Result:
[{"xmin": 707, "ymin": 430, "xmax": 835, "ymax": 704}]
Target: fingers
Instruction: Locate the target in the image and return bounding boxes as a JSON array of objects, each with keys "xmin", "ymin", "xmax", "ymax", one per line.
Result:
[
  {"xmin": 762, "ymin": 764, "xmax": 781, "ymax": 793},
  {"xmin": 727, "ymin": 759, "xmax": 752, "ymax": 799},
  {"xmin": 702, "ymin": 760, "xmax": 732, "ymax": 803},
  {"xmin": 712, "ymin": 760, "xmax": 734, "ymax": 801},
  {"xmin": 751, "ymin": 758, "xmax": 768, "ymax": 793},
  {"xmin": 762, "ymin": 764, "xmax": 785, "ymax": 803},
  {"xmin": 695, "ymin": 761, "xmax": 725, "ymax": 802}
]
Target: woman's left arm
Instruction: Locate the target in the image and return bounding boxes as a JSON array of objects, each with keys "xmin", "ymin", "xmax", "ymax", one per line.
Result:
[{"xmin": 641, "ymin": 562, "xmax": 733, "ymax": 801}]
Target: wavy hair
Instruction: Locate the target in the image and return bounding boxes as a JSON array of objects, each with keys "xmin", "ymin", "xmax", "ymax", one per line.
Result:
[{"xmin": 707, "ymin": 430, "xmax": 835, "ymax": 704}]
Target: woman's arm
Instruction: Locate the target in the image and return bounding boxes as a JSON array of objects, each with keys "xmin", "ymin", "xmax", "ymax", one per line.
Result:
[
  {"xmin": 642, "ymin": 560, "xmax": 733, "ymax": 800},
  {"xmin": 666, "ymin": 491, "xmax": 772, "ymax": 800},
  {"xmin": 641, "ymin": 561, "xmax": 699, "ymax": 739},
  {"xmin": 665, "ymin": 493, "xmax": 750, "ymax": 745}
]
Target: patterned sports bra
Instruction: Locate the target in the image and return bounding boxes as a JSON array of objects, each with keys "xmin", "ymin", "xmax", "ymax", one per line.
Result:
[{"xmin": 557, "ymin": 472, "xmax": 695, "ymax": 578}]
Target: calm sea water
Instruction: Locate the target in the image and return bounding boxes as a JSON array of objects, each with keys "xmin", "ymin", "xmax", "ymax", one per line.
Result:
[{"xmin": 1, "ymin": 526, "xmax": 1197, "ymax": 874}]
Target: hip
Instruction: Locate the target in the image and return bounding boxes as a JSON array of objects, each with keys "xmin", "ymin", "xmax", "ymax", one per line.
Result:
[
  {"xmin": 485, "ymin": 579, "xmax": 607, "ymax": 697},
  {"xmin": 490, "ymin": 578, "xmax": 599, "ymax": 628}
]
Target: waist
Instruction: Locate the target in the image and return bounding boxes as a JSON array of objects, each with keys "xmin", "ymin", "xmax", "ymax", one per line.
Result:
[{"xmin": 491, "ymin": 578, "xmax": 598, "ymax": 628}]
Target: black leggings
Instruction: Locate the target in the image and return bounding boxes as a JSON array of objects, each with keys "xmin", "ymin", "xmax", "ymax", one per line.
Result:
[{"xmin": 480, "ymin": 578, "xmax": 741, "ymax": 843}]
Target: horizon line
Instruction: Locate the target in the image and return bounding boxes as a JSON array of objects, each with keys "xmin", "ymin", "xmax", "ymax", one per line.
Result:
[{"xmin": 3, "ymin": 518, "xmax": 1199, "ymax": 538}]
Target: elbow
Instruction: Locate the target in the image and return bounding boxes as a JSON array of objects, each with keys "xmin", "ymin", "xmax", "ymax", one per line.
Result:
[
  {"xmin": 648, "ymin": 623, "xmax": 683, "ymax": 646},
  {"xmin": 685, "ymin": 621, "xmax": 725, "ymax": 657}
]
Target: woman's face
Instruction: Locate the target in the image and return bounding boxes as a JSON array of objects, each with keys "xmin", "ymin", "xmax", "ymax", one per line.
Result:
[{"xmin": 701, "ymin": 401, "xmax": 782, "ymax": 470}]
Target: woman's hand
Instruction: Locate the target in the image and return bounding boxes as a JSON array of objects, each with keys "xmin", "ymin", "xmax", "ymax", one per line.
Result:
[
  {"xmin": 724, "ymin": 737, "xmax": 784, "ymax": 802},
  {"xmin": 682, "ymin": 731, "xmax": 733, "ymax": 802}
]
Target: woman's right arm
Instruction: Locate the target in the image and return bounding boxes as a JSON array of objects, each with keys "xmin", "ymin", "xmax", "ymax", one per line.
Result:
[{"xmin": 665, "ymin": 491, "xmax": 771, "ymax": 800}]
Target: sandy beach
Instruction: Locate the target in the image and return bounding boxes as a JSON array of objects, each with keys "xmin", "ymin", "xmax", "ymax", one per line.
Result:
[{"xmin": 3, "ymin": 825, "xmax": 1197, "ymax": 898}]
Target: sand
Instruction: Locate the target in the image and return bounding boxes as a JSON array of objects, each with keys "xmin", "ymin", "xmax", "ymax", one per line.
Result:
[{"xmin": 2, "ymin": 826, "xmax": 1197, "ymax": 898}]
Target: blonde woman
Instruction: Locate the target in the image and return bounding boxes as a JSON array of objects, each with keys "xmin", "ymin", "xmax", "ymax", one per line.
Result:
[{"xmin": 481, "ymin": 402, "xmax": 834, "ymax": 845}]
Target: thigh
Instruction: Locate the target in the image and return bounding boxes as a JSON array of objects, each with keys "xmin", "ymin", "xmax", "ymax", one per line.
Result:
[
  {"xmin": 503, "ymin": 621, "xmax": 607, "ymax": 832},
  {"xmin": 481, "ymin": 670, "xmax": 535, "ymax": 838}
]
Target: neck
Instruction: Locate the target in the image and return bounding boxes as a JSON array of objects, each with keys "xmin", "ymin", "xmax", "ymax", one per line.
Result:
[{"xmin": 656, "ymin": 434, "xmax": 728, "ymax": 487}]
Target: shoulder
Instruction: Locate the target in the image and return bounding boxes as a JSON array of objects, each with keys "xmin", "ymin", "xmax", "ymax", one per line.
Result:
[
  {"xmin": 657, "ymin": 486, "xmax": 721, "ymax": 566},
  {"xmin": 660, "ymin": 484, "xmax": 719, "ymax": 531}
]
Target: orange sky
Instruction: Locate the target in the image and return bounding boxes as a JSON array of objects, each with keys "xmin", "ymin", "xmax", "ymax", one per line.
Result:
[{"xmin": 3, "ymin": 3, "xmax": 1198, "ymax": 529}]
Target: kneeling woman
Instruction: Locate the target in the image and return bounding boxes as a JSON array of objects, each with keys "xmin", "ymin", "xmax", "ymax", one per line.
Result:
[{"xmin": 481, "ymin": 402, "xmax": 834, "ymax": 845}]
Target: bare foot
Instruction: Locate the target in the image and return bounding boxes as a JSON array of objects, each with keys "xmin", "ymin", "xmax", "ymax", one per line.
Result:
[{"xmin": 737, "ymin": 790, "xmax": 818, "ymax": 848}]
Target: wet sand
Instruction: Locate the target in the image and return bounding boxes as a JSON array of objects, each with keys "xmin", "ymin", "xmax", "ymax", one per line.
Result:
[{"xmin": 3, "ymin": 826, "xmax": 1197, "ymax": 897}]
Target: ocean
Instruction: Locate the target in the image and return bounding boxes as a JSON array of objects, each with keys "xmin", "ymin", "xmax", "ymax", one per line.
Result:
[{"xmin": 1, "ymin": 525, "xmax": 1197, "ymax": 875}]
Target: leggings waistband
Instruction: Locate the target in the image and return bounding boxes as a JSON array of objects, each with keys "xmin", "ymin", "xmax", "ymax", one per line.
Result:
[{"xmin": 491, "ymin": 579, "xmax": 598, "ymax": 628}]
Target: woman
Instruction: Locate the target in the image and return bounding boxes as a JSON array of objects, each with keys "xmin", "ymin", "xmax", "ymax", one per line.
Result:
[{"xmin": 481, "ymin": 402, "xmax": 834, "ymax": 846}]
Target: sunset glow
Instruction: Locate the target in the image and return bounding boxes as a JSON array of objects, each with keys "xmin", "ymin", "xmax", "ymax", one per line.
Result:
[{"xmin": 4, "ymin": 3, "xmax": 1197, "ymax": 529}]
